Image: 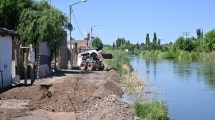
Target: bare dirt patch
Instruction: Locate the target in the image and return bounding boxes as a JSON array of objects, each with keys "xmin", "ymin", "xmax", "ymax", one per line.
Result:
[{"xmin": 0, "ymin": 69, "xmax": 134, "ymax": 120}]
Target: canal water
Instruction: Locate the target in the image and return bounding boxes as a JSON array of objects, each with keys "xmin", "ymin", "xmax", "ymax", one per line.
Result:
[{"xmin": 130, "ymin": 56, "xmax": 215, "ymax": 120}]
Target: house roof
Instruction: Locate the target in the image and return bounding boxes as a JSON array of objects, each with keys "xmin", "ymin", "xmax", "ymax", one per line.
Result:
[{"xmin": 0, "ymin": 28, "xmax": 19, "ymax": 37}]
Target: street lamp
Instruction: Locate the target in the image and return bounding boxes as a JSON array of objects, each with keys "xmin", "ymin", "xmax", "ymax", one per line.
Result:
[
  {"xmin": 90, "ymin": 25, "xmax": 101, "ymax": 47},
  {"xmin": 69, "ymin": 0, "xmax": 87, "ymax": 66},
  {"xmin": 69, "ymin": 0, "xmax": 87, "ymax": 45}
]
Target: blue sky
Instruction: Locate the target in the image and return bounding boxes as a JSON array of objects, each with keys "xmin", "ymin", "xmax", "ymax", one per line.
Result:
[{"xmin": 49, "ymin": 0, "xmax": 215, "ymax": 45}]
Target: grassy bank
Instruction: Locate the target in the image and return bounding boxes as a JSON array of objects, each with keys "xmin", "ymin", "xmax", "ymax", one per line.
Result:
[
  {"xmin": 123, "ymin": 72, "xmax": 169, "ymax": 120},
  {"xmin": 104, "ymin": 50, "xmax": 131, "ymax": 75},
  {"xmin": 134, "ymin": 101, "xmax": 168, "ymax": 120},
  {"xmin": 104, "ymin": 50, "xmax": 169, "ymax": 120}
]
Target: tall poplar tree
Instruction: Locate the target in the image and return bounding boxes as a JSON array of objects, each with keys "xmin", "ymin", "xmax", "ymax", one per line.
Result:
[
  {"xmin": 145, "ymin": 33, "xmax": 150, "ymax": 50},
  {"xmin": 152, "ymin": 32, "xmax": 157, "ymax": 50}
]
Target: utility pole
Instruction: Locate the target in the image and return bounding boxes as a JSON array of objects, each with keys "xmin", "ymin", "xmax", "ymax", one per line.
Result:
[
  {"xmin": 183, "ymin": 32, "xmax": 189, "ymax": 38},
  {"xmin": 201, "ymin": 28, "xmax": 204, "ymax": 38},
  {"xmin": 90, "ymin": 25, "xmax": 101, "ymax": 48},
  {"xmin": 68, "ymin": 0, "xmax": 87, "ymax": 67},
  {"xmin": 69, "ymin": 5, "xmax": 73, "ymax": 66}
]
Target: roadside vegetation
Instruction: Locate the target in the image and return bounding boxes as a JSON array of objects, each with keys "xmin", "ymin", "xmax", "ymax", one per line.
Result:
[
  {"xmin": 104, "ymin": 50, "xmax": 169, "ymax": 120},
  {"xmin": 104, "ymin": 50, "xmax": 131, "ymax": 75}
]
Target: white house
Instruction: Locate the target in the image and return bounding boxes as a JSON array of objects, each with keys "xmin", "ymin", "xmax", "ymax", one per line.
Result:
[{"xmin": 0, "ymin": 28, "xmax": 18, "ymax": 89}]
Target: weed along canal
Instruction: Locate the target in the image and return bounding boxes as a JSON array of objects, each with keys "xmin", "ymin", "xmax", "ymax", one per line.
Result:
[{"xmin": 130, "ymin": 56, "xmax": 215, "ymax": 120}]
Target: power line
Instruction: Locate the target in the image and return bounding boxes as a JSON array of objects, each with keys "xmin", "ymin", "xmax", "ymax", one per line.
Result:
[
  {"xmin": 183, "ymin": 32, "xmax": 189, "ymax": 38},
  {"xmin": 72, "ymin": 10, "xmax": 84, "ymax": 38}
]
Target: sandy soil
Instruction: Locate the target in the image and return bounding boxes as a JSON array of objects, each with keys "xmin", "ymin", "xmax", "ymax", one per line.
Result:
[{"xmin": 0, "ymin": 69, "xmax": 134, "ymax": 120}]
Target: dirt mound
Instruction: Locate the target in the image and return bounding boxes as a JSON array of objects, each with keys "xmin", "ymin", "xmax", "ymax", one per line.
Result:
[
  {"xmin": 0, "ymin": 85, "xmax": 51, "ymax": 101},
  {"xmin": 77, "ymin": 94, "xmax": 134, "ymax": 120},
  {"xmin": 106, "ymin": 69, "xmax": 121, "ymax": 83},
  {"xmin": 0, "ymin": 70, "xmax": 134, "ymax": 119}
]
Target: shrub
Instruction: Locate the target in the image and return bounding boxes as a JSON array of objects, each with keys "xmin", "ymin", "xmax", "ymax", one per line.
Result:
[
  {"xmin": 134, "ymin": 101, "xmax": 169, "ymax": 120},
  {"xmin": 104, "ymin": 50, "xmax": 131, "ymax": 75},
  {"xmin": 190, "ymin": 51, "xmax": 199, "ymax": 61},
  {"xmin": 162, "ymin": 50, "xmax": 178, "ymax": 59}
]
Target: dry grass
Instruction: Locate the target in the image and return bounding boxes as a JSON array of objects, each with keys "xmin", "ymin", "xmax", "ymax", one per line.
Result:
[{"xmin": 123, "ymin": 72, "xmax": 144, "ymax": 95}]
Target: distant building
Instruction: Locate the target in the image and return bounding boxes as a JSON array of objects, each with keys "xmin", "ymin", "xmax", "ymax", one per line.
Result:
[
  {"xmin": 71, "ymin": 40, "xmax": 88, "ymax": 51},
  {"xmin": 71, "ymin": 40, "xmax": 88, "ymax": 65}
]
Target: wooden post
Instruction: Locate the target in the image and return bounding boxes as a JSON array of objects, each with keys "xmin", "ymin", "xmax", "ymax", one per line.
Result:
[
  {"xmin": 24, "ymin": 53, "xmax": 27, "ymax": 85},
  {"xmin": 30, "ymin": 63, "xmax": 34, "ymax": 85},
  {"xmin": 29, "ymin": 44, "xmax": 35, "ymax": 85},
  {"xmin": 0, "ymin": 70, "xmax": 3, "ymax": 88}
]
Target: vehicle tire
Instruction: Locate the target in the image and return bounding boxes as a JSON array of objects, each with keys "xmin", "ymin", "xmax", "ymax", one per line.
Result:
[
  {"xmin": 99, "ymin": 63, "xmax": 105, "ymax": 71},
  {"xmin": 87, "ymin": 63, "xmax": 95, "ymax": 71},
  {"xmin": 80, "ymin": 62, "xmax": 87, "ymax": 70}
]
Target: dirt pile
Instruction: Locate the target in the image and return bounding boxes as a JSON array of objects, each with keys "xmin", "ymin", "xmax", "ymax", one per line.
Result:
[{"xmin": 0, "ymin": 70, "xmax": 134, "ymax": 120}]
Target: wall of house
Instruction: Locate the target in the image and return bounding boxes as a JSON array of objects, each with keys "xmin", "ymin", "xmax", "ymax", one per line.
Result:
[
  {"xmin": 71, "ymin": 40, "xmax": 88, "ymax": 65},
  {"xmin": 58, "ymin": 34, "xmax": 68, "ymax": 69},
  {"xmin": 38, "ymin": 42, "xmax": 51, "ymax": 78},
  {"xmin": 0, "ymin": 36, "xmax": 12, "ymax": 89}
]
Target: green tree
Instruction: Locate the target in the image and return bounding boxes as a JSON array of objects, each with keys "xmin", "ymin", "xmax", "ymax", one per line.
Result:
[
  {"xmin": 116, "ymin": 37, "xmax": 127, "ymax": 49},
  {"xmin": 116, "ymin": 38, "xmax": 121, "ymax": 49},
  {"xmin": 158, "ymin": 39, "xmax": 161, "ymax": 45},
  {"xmin": 152, "ymin": 32, "xmax": 157, "ymax": 50},
  {"xmin": 112, "ymin": 42, "xmax": 116, "ymax": 49},
  {"xmin": 183, "ymin": 38, "xmax": 195, "ymax": 52},
  {"xmin": 135, "ymin": 43, "xmax": 140, "ymax": 50},
  {"xmin": 145, "ymin": 33, "xmax": 150, "ymax": 50},
  {"xmin": 196, "ymin": 28, "xmax": 203, "ymax": 39},
  {"xmin": 175, "ymin": 37, "xmax": 185, "ymax": 50},
  {"xmin": 204, "ymin": 29, "xmax": 215, "ymax": 52},
  {"xmin": 92, "ymin": 37, "xmax": 103, "ymax": 50},
  {"xmin": 18, "ymin": 1, "xmax": 67, "ymax": 50},
  {"xmin": 0, "ymin": 0, "xmax": 33, "ymax": 29}
]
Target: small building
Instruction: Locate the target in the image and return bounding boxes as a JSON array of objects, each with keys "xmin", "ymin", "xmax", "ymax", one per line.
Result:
[
  {"xmin": 71, "ymin": 40, "xmax": 88, "ymax": 51},
  {"xmin": 0, "ymin": 28, "xmax": 19, "ymax": 89},
  {"xmin": 71, "ymin": 40, "xmax": 88, "ymax": 65}
]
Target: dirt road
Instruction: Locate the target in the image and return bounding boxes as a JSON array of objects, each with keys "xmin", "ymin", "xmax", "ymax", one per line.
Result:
[{"xmin": 0, "ymin": 69, "xmax": 134, "ymax": 120}]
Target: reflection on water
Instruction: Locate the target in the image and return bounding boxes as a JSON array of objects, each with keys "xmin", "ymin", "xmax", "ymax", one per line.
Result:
[
  {"xmin": 173, "ymin": 61, "xmax": 215, "ymax": 89},
  {"xmin": 198, "ymin": 64, "xmax": 215, "ymax": 89},
  {"xmin": 131, "ymin": 56, "xmax": 215, "ymax": 120}
]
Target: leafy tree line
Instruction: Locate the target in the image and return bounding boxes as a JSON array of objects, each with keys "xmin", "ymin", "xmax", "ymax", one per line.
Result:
[
  {"xmin": 106, "ymin": 28, "xmax": 215, "ymax": 55},
  {"xmin": 173, "ymin": 28, "xmax": 215, "ymax": 53},
  {"xmin": 0, "ymin": 0, "xmax": 68, "ymax": 74},
  {"xmin": 0, "ymin": 0, "xmax": 67, "ymax": 51},
  {"xmin": 109, "ymin": 32, "xmax": 162, "ymax": 52}
]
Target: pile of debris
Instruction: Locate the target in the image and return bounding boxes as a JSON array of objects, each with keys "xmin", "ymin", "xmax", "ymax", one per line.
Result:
[{"xmin": 0, "ymin": 69, "xmax": 134, "ymax": 120}]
